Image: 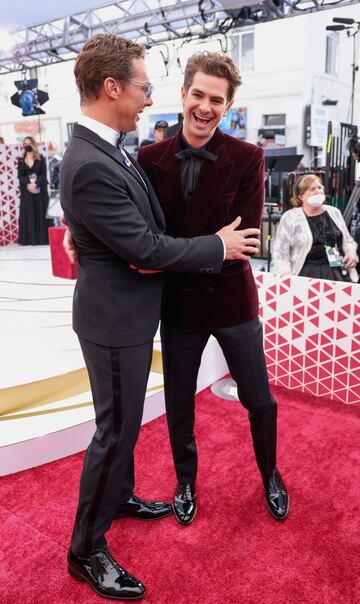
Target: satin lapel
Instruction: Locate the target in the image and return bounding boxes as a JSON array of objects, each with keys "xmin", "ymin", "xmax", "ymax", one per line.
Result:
[
  {"xmin": 73, "ymin": 124, "xmax": 149, "ymax": 195},
  {"xmin": 151, "ymin": 134, "xmax": 187, "ymax": 228},
  {"xmin": 182, "ymin": 129, "xmax": 235, "ymax": 236},
  {"xmin": 131, "ymin": 156, "xmax": 165, "ymax": 229}
]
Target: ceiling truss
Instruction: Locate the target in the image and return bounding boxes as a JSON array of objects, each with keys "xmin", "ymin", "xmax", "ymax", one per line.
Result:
[{"xmin": 0, "ymin": 0, "xmax": 358, "ymax": 74}]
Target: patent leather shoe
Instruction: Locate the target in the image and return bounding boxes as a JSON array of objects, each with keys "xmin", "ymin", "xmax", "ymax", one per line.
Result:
[
  {"xmin": 173, "ymin": 482, "xmax": 197, "ymax": 525},
  {"xmin": 68, "ymin": 548, "xmax": 145, "ymax": 600},
  {"xmin": 115, "ymin": 494, "xmax": 172, "ymax": 520},
  {"xmin": 264, "ymin": 468, "xmax": 289, "ymax": 521}
]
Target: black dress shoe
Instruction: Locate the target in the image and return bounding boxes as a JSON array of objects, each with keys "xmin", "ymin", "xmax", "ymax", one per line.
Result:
[
  {"xmin": 264, "ymin": 469, "xmax": 289, "ymax": 521},
  {"xmin": 115, "ymin": 494, "xmax": 173, "ymax": 520},
  {"xmin": 68, "ymin": 548, "xmax": 145, "ymax": 600},
  {"xmin": 173, "ymin": 482, "xmax": 197, "ymax": 525}
]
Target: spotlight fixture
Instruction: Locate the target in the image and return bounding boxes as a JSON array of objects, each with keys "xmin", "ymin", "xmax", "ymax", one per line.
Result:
[
  {"xmin": 10, "ymin": 78, "xmax": 49, "ymax": 116},
  {"xmin": 325, "ymin": 25, "xmax": 346, "ymax": 31},
  {"xmin": 332, "ymin": 17, "xmax": 355, "ymax": 25}
]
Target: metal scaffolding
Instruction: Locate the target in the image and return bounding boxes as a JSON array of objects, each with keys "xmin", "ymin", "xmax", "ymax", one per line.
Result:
[{"xmin": 0, "ymin": 0, "xmax": 358, "ymax": 74}]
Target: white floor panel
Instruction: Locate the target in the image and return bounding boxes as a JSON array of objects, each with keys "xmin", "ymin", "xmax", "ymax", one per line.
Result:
[{"xmin": 0, "ymin": 244, "xmax": 228, "ymax": 475}]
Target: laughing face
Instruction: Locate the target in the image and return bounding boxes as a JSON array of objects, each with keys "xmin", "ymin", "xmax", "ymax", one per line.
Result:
[
  {"xmin": 181, "ymin": 70, "xmax": 233, "ymax": 148},
  {"xmin": 116, "ymin": 57, "xmax": 153, "ymax": 133}
]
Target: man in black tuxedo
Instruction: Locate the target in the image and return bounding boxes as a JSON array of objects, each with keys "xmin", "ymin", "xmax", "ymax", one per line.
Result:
[{"xmin": 60, "ymin": 34, "xmax": 260, "ymax": 600}]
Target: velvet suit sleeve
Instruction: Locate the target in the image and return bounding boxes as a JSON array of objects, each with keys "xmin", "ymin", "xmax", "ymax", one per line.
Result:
[
  {"xmin": 232, "ymin": 146, "xmax": 264, "ymax": 230},
  {"xmin": 70, "ymin": 160, "xmax": 223, "ymax": 273}
]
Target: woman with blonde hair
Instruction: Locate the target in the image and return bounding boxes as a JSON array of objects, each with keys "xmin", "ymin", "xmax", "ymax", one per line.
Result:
[
  {"xmin": 17, "ymin": 136, "xmax": 51, "ymax": 245},
  {"xmin": 271, "ymin": 174, "xmax": 358, "ymax": 282}
]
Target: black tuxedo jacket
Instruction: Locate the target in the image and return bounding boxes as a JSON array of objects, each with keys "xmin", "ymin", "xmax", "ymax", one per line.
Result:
[
  {"xmin": 138, "ymin": 128, "xmax": 264, "ymax": 331},
  {"xmin": 60, "ymin": 124, "xmax": 223, "ymax": 346}
]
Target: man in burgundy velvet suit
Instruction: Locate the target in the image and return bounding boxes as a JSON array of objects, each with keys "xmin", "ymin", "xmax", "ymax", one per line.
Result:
[{"xmin": 138, "ymin": 52, "xmax": 289, "ymax": 525}]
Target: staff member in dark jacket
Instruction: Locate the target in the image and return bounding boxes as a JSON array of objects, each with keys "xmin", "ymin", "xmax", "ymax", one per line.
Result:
[
  {"xmin": 18, "ymin": 136, "xmax": 51, "ymax": 245},
  {"xmin": 138, "ymin": 51, "xmax": 289, "ymax": 527},
  {"xmin": 61, "ymin": 34, "xmax": 259, "ymax": 601}
]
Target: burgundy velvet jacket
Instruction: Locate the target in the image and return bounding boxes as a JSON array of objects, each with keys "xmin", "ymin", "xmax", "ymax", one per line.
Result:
[{"xmin": 138, "ymin": 128, "xmax": 264, "ymax": 331}]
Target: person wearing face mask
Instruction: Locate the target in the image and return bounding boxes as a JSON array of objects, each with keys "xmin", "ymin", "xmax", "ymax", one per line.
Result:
[
  {"xmin": 17, "ymin": 136, "xmax": 52, "ymax": 245},
  {"xmin": 271, "ymin": 174, "xmax": 358, "ymax": 282}
]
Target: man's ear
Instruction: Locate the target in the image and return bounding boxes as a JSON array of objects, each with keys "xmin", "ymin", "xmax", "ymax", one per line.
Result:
[
  {"xmin": 180, "ymin": 85, "xmax": 186, "ymax": 107},
  {"xmin": 223, "ymin": 98, "xmax": 234, "ymax": 116},
  {"xmin": 103, "ymin": 77, "xmax": 122, "ymax": 100}
]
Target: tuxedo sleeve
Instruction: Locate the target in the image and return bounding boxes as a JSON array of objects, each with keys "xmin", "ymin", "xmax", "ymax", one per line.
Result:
[
  {"xmin": 71, "ymin": 160, "xmax": 223, "ymax": 273},
  {"xmin": 233, "ymin": 146, "xmax": 264, "ymax": 230}
]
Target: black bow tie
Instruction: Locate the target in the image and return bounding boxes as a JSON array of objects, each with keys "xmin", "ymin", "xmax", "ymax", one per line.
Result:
[
  {"xmin": 117, "ymin": 132, "xmax": 126, "ymax": 149},
  {"xmin": 175, "ymin": 148, "xmax": 217, "ymax": 163}
]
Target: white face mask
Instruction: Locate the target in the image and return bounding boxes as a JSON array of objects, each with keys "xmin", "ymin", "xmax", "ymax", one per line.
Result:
[{"xmin": 307, "ymin": 193, "xmax": 325, "ymax": 207}]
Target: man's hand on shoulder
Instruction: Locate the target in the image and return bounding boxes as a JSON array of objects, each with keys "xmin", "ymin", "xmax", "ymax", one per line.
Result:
[{"xmin": 217, "ymin": 216, "xmax": 260, "ymax": 261}]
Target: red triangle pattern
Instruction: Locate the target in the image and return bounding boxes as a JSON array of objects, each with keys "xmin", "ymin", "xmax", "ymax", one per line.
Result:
[{"xmin": 260, "ymin": 272, "xmax": 360, "ymax": 405}]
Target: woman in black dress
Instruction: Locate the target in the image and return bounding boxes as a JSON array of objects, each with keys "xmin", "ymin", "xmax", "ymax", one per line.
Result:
[{"xmin": 17, "ymin": 136, "xmax": 52, "ymax": 245}]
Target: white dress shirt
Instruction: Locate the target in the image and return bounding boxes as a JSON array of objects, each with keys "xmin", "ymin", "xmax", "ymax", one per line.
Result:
[{"xmin": 77, "ymin": 115, "xmax": 148, "ymax": 190}]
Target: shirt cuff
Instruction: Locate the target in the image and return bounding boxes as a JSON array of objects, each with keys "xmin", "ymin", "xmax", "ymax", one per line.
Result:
[{"xmin": 217, "ymin": 235, "xmax": 226, "ymax": 260}]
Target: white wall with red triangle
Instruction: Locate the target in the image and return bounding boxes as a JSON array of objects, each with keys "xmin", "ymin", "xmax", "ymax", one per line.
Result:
[{"xmin": 255, "ymin": 272, "xmax": 360, "ymax": 405}]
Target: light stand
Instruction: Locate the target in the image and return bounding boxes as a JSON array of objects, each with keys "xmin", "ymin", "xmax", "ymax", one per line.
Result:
[{"xmin": 326, "ymin": 18, "xmax": 360, "ymax": 125}]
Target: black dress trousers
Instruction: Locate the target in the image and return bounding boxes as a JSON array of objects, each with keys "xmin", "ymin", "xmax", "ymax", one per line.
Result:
[
  {"xmin": 160, "ymin": 317, "xmax": 277, "ymax": 486},
  {"xmin": 71, "ymin": 336, "xmax": 153, "ymax": 557}
]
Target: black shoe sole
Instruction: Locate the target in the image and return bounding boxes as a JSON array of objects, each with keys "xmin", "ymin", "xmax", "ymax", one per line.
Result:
[
  {"xmin": 68, "ymin": 565, "xmax": 145, "ymax": 600},
  {"xmin": 115, "ymin": 508, "xmax": 173, "ymax": 521},
  {"xmin": 173, "ymin": 505, "xmax": 197, "ymax": 526},
  {"xmin": 265, "ymin": 494, "xmax": 290, "ymax": 521}
]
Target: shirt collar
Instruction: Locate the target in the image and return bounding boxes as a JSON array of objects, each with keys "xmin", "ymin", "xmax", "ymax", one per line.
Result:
[
  {"xmin": 180, "ymin": 133, "xmax": 211, "ymax": 151},
  {"xmin": 77, "ymin": 115, "xmax": 119, "ymax": 148}
]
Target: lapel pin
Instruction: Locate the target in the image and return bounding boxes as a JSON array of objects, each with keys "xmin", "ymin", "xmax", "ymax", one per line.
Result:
[{"xmin": 124, "ymin": 156, "xmax": 132, "ymax": 167}]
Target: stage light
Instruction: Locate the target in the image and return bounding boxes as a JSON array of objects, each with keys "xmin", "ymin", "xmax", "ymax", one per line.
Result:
[
  {"xmin": 332, "ymin": 17, "xmax": 355, "ymax": 25},
  {"xmin": 10, "ymin": 78, "xmax": 49, "ymax": 116},
  {"xmin": 322, "ymin": 99, "xmax": 338, "ymax": 106},
  {"xmin": 326, "ymin": 25, "xmax": 346, "ymax": 31}
]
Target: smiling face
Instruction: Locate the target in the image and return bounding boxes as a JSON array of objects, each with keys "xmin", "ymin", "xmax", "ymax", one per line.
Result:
[
  {"xmin": 181, "ymin": 70, "xmax": 233, "ymax": 148},
  {"xmin": 115, "ymin": 57, "xmax": 153, "ymax": 132}
]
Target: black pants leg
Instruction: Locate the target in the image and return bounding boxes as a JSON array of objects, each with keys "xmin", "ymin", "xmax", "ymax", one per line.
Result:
[
  {"xmin": 160, "ymin": 322, "xmax": 209, "ymax": 485},
  {"xmin": 214, "ymin": 318, "xmax": 277, "ymax": 484},
  {"xmin": 70, "ymin": 337, "xmax": 153, "ymax": 557}
]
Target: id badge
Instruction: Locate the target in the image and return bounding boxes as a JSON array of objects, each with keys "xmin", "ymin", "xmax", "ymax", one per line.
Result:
[{"xmin": 324, "ymin": 245, "xmax": 342, "ymax": 268}]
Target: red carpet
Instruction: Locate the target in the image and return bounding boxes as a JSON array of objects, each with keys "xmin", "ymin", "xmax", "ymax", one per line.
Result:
[{"xmin": 1, "ymin": 383, "xmax": 359, "ymax": 604}]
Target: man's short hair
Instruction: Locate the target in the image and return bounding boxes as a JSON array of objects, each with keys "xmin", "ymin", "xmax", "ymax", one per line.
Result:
[
  {"xmin": 74, "ymin": 34, "xmax": 145, "ymax": 103},
  {"xmin": 154, "ymin": 120, "xmax": 169, "ymax": 130},
  {"xmin": 183, "ymin": 52, "xmax": 242, "ymax": 103}
]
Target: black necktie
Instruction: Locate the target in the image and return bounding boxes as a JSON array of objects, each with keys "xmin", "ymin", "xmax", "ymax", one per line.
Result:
[
  {"xmin": 175, "ymin": 148, "xmax": 217, "ymax": 163},
  {"xmin": 117, "ymin": 132, "xmax": 126, "ymax": 149},
  {"xmin": 175, "ymin": 147, "xmax": 218, "ymax": 205}
]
